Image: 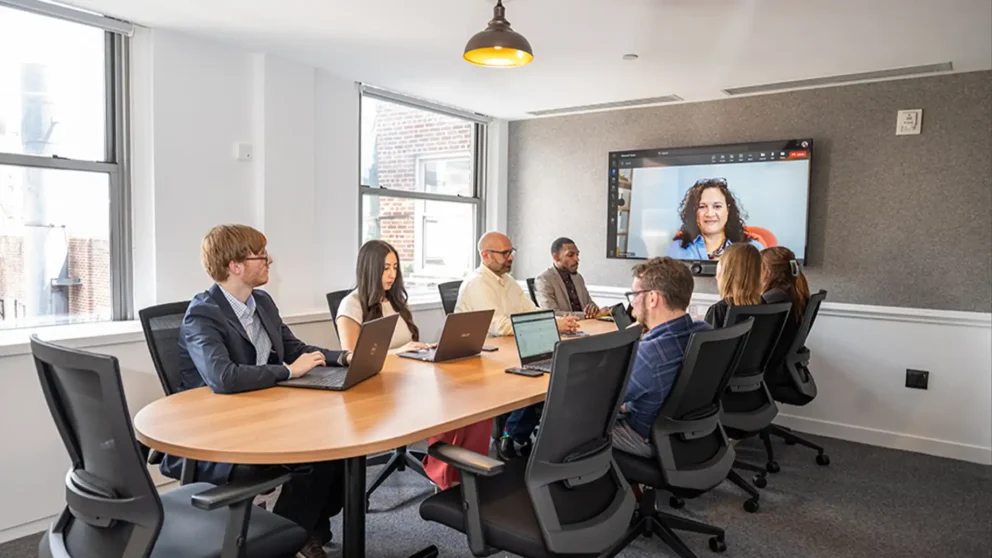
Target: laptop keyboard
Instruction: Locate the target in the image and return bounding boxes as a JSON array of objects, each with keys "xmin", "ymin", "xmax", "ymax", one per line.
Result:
[
  {"xmin": 523, "ymin": 359, "xmax": 553, "ymax": 373},
  {"xmin": 306, "ymin": 368, "xmax": 349, "ymax": 388}
]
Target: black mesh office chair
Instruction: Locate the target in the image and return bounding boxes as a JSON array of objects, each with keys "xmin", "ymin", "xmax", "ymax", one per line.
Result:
[
  {"xmin": 138, "ymin": 301, "xmax": 198, "ymax": 483},
  {"xmin": 526, "ymin": 277, "xmax": 538, "ymax": 306},
  {"xmin": 31, "ymin": 335, "xmax": 307, "ymax": 558},
  {"xmin": 719, "ymin": 303, "xmax": 791, "ymax": 488},
  {"xmin": 762, "ymin": 290, "xmax": 830, "ymax": 467},
  {"xmin": 416, "ymin": 326, "xmax": 642, "ymax": 558},
  {"xmin": 438, "ymin": 280, "xmax": 462, "ymax": 315},
  {"xmin": 612, "ymin": 320, "xmax": 752, "ymax": 558},
  {"xmin": 325, "ymin": 289, "xmax": 431, "ymax": 509}
]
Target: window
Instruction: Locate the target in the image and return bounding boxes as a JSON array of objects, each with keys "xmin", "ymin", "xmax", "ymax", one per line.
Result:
[
  {"xmin": 0, "ymin": 4, "xmax": 131, "ymax": 330},
  {"xmin": 360, "ymin": 89, "xmax": 488, "ymax": 295}
]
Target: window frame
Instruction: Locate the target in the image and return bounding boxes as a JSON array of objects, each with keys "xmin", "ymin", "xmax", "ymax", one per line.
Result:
[
  {"xmin": 0, "ymin": 7, "xmax": 132, "ymax": 326},
  {"xmin": 358, "ymin": 87, "xmax": 490, "ymax": 293}
]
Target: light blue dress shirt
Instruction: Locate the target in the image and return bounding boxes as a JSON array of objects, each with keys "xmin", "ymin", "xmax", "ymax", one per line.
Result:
[{"xmin": 219, "ymin": 286, "xmax": 291, "ymax": 379}]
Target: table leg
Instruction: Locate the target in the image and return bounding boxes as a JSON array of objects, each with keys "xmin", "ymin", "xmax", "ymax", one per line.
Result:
[{"xmin": 343, "ymin": 455, "xmax": 367, "ymax": 558}]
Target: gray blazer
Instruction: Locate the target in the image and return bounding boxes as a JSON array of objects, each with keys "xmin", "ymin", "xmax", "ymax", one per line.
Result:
[{"xmin": 534, "ymin": 266, "xmax": 594, "ymax": 312}]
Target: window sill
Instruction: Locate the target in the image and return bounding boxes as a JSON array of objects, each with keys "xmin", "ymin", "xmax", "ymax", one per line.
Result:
[{"xmin": 0, "ymin": 298, "xmax": 446, "ymax": 358}]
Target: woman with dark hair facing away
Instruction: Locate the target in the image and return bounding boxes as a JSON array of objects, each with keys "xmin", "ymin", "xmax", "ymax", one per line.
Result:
[
  {"xmin": 704, "ymin": 242, "xmax": 762, "ymax": 328},
  {"xmin": 760, "ymin": 246, "xmax": 811, "ymax": 384},
  {"xmin": 666, "ymin": 178, "xmax": 764, "ymax": 260},
  {"xmin": 336, "ymin": 240, "xmax": 492, "ymax": 490}
]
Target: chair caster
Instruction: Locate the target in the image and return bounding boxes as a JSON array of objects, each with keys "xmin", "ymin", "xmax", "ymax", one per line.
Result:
[
  {"xmin": 753, "ymin": 475, "xmax": 767, "ymax": 489},
  {"xmin": 743, "ymin": 498, "xmax": 759, "ymax": 513},
  {"xmin": 816, "ymin": 453, "xmax": 830, "ymax": 466},
  {"xmin": 766, "ymin": 461, "xmax": 780, "ymax": 473},
  {"xmin": 366, "ymin": 499, "xmax": 371, "ymax": 513},
  {"xmin": 669, "ymin": 496, "xmax": 685, "ymax": 509},
  {"xmin": 709, "ymin": 536, "xmax": 727, "ymax": 553},
  {"xmin": 785, "ymin": 439, "xmax": 797, "ymax": 445}
]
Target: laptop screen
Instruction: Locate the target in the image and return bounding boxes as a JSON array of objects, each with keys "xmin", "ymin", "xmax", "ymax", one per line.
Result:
[{"xmin": 511, "ymin": 311, "xmax": 560, "ymax": 360}]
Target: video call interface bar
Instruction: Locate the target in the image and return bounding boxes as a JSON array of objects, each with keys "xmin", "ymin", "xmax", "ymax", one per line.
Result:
[{"xmin": 610, "ymin": 140, "xmax": 812, "ymax": 169}]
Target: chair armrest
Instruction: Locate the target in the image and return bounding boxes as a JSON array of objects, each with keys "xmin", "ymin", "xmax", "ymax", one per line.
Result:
[
  {"xmin": 147, "ymin": 449, "xmax": 164, "ymax": 465},
  {"xmin": 191, "ymin": 469, "xmax": 292, "ymax": 511},
  {"xmin": 428, "ymin": 442, "xmax": 504, "ymax": 477}
]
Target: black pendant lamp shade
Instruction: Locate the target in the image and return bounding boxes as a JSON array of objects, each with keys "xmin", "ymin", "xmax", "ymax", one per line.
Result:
[{"xmin": 464, "ymin": 0, "xmax": 534, "ymax": 67}]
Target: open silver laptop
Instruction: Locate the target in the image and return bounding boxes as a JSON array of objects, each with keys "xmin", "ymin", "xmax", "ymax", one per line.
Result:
[
  {"xmin": 398, "ymin": 309, "xmax": 495, "ymax": 363},
  {"xmin": 509, "ymin": 310, "xmax": 560, "ymax": 373},
  {"xmin": 278, "ymin": 314, "xmax": 398, "ymax": 391}
]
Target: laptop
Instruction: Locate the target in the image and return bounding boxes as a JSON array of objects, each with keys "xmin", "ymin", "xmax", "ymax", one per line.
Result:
[
  {"xmin": 278, "ymin": 314, "xmax": 398, "ymax": 391},
  {"xmin": 397, "ymin": 309, "xmax": 495, "ymax": 363},
  {"xmin": 509, "ymin": 310, "xmax": 560, "ymax": 373}
]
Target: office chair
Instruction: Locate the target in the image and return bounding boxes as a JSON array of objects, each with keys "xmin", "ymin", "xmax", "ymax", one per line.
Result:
[
  {"xmin": 525, "ymin": 277, "xmax": 538, "ymax": 306},
  {"xmin": 762, "ymin": 290, "xmax": 830, "ymax": 467},
  {"xmin": 416, "ymin": 326, "xmax": 643, "ymax": 558},
  {"xmin": 611, "ymin": 319, "xmax": 752, "ymax": 558},
  {"xmin": 325, "ymin": 289, "xmax": 431, "ymax": 509},
  {"xmin": 138, "ymin": 301, "xmax": 198, "ymax": 484},
  {"xmin": 31, "ymin": 335, "xmax": 307, "ymax": 558},
  {"xmin": 438, "ymin": 280, "xmax": 462, "ymax": 315},
  {"xmin": 719, "ymin": 303, "xmax": 791, "ymax": 489}
]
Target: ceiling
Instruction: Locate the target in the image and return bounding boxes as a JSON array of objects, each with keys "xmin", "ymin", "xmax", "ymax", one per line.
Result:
[{"xmin": 69, "ymin": 0, "xmax": 992, "ymax": 119}]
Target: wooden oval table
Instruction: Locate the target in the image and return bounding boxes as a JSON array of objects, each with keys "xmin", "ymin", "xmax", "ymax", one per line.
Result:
[{"xmin": 134, "ymin": 318, "xmax": 617, "ymax": 558}]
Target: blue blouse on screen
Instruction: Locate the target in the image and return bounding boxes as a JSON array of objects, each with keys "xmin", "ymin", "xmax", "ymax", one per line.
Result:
[{"xmin": 665, "ymin": 235, "xmax": 765, "ymax": 260}]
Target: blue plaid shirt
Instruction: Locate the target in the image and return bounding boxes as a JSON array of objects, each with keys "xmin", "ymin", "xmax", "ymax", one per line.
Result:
[{"xmin": 624, "ymin": 314, "xmax": 711, "ymax": 439}]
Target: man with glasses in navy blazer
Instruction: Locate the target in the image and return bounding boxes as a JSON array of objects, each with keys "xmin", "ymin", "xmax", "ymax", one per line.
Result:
[{"xmin": 162, "ymin": 224, "xmax": 350, "ymax": 558}]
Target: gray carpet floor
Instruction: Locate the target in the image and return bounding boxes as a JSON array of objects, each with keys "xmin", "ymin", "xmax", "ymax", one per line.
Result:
[{"xmin": 4, "ymin": 434, "xmax": 990, "ymax": 558}]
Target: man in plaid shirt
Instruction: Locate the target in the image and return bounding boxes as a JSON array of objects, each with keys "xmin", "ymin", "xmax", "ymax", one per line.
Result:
[{"xmin": 613, "ymin": 257, "xmax": 710, "ymax": 457}]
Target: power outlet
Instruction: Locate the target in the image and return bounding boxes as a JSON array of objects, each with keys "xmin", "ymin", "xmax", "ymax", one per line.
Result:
[{"xmin": 905, "ymin": 369, "xmax": 929, "ymax": 390}]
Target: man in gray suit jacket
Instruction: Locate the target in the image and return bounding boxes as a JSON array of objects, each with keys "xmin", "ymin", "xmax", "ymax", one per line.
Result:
[{"xmin": 534, "ymin": 237, "xmax": 609, "ymax": 319}]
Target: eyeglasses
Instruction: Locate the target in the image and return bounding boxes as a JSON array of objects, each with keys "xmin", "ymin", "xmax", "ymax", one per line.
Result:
[
  {"xmin": 242, "ymin": 253, "xmax": 272, "ymax": 265},
  {"xmin": 486, "ymin": 248, "xmax": 517, "ymax": 258},
  {"xmin": 693, "ymin": 177, "xmax": 728, "ymax": 187},
  {"xmin": 624, "ymin": 289, "xmax": 652, "ymax": 305}
]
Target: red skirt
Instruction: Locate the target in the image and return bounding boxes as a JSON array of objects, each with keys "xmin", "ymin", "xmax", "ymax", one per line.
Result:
[{"xmin": 422, "ymin": 419, "xmax": 494, "ymax": 490}]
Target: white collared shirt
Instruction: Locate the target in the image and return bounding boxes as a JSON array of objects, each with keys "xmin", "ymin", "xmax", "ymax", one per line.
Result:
[{"xmin": 455, "ymin": 265, "xmax": 537, "ymax": 337}]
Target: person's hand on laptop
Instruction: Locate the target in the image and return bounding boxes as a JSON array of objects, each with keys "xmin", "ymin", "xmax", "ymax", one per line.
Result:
[
  {"xmin": 556, "ymin": 315, "xmax": 580, "ymax": 334},
  {"xmin": 287, "ymin": 351, "xmax": 326, "ymax": 378},
  {"xmin": 398, "ymin": 341, "xmax": 432, "ymax": 353}
]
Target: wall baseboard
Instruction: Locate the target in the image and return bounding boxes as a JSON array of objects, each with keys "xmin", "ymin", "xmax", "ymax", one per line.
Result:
[
  {"xmin": 774, "ymin": 414, "xmax": 992, "ymax": 465},
  {"xmin": 0, "ymin": 480, "xmax": 179, "ymax": 545}
]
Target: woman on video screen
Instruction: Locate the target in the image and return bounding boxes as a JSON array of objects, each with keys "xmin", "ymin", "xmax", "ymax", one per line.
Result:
[{"xmin": 666, "ymin": 178, "xmax": 764, "ymax": 260}]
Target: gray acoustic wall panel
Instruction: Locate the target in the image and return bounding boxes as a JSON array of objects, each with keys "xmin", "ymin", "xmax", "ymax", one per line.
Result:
[{"xmin": 507, "ymin": 71, "xmax": 992, "ymax": 312}]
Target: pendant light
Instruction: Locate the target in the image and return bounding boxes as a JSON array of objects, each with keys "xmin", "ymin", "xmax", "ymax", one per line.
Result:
[{"xmin": 463, "ymin": 0, "xmax": 534, "ymax": 67}]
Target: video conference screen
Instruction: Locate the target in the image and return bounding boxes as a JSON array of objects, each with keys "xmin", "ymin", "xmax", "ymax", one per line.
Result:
[{"xmin": 607, "ymin": 139, "xmax": 812, "ymax": 262}]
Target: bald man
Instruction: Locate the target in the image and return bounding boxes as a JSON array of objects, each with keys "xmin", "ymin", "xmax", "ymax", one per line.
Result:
[
  {"xmin": 455, "ymin": 232, "xmax": 578, "ymax": 337},
  {"xmin": 456, "ymin": 232, "xmax": 579, "ymax": 460}
]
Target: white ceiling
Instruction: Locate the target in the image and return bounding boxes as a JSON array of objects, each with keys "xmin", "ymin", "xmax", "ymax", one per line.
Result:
[{"xmin": 70, "ymin": 0, "xmax": 992, "ymax": 119}]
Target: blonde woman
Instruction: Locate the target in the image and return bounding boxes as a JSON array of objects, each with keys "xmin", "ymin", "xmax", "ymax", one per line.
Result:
[{"xmin": 704, "ymin": 243, "xmax": 762, "ymax": 328}]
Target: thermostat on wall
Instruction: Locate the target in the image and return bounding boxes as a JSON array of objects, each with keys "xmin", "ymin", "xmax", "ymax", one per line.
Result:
[{"xmin": 896, "ymin": 109, "xmax": 923, "ymax": 135}]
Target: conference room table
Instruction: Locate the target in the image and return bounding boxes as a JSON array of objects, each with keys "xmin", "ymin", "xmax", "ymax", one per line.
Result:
[{"xmin": 133, "ymin": 317, "xmax": 619, "ymax": 558}]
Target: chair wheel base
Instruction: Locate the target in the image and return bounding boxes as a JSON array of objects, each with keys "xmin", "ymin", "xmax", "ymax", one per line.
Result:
[
  {"xmin": 709, "ymin": 536, "xmax": 727, "ymax": 553},
  {"xmin": 766, "ymin": 461, "xmax": 780, "ymax": 473},
  {"xmin": 669, "ymin": 496, "xmax": 685, "ymax": 509},
  {"xmin": 753, "ymin": 475, "xmax": 768, "ymax": 489},
  {"xmin": 816, "ymin": 454, "xmax": 831, "ymax": 466},
  {"xmin": 785, "ymin": 439, "xmax": 797, "ymax": 445},
  {"xmin": 743, "ymin": 498, "xmax": 759, "ymax": 513}
]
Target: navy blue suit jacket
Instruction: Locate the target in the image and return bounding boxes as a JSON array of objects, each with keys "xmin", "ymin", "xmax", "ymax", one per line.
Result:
[{"xmin": 160, "ymin": 283, "xmax": 345, "ymax": 484}]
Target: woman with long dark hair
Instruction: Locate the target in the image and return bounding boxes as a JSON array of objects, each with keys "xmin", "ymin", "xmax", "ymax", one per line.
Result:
[
  {"xmin": 760, "ymin": 246, "xmax": 811, "ymax": 385},
  {"xmin": 337, "ymin": 240, "xmax": 491, "ymax": 490},
  {"xmin": 336, "ymin": 239, "xmax": 428, "ymax": 353},
  {"xmin": 666, "ymin": 178, "xmax": 764, "ymax": 260}
]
